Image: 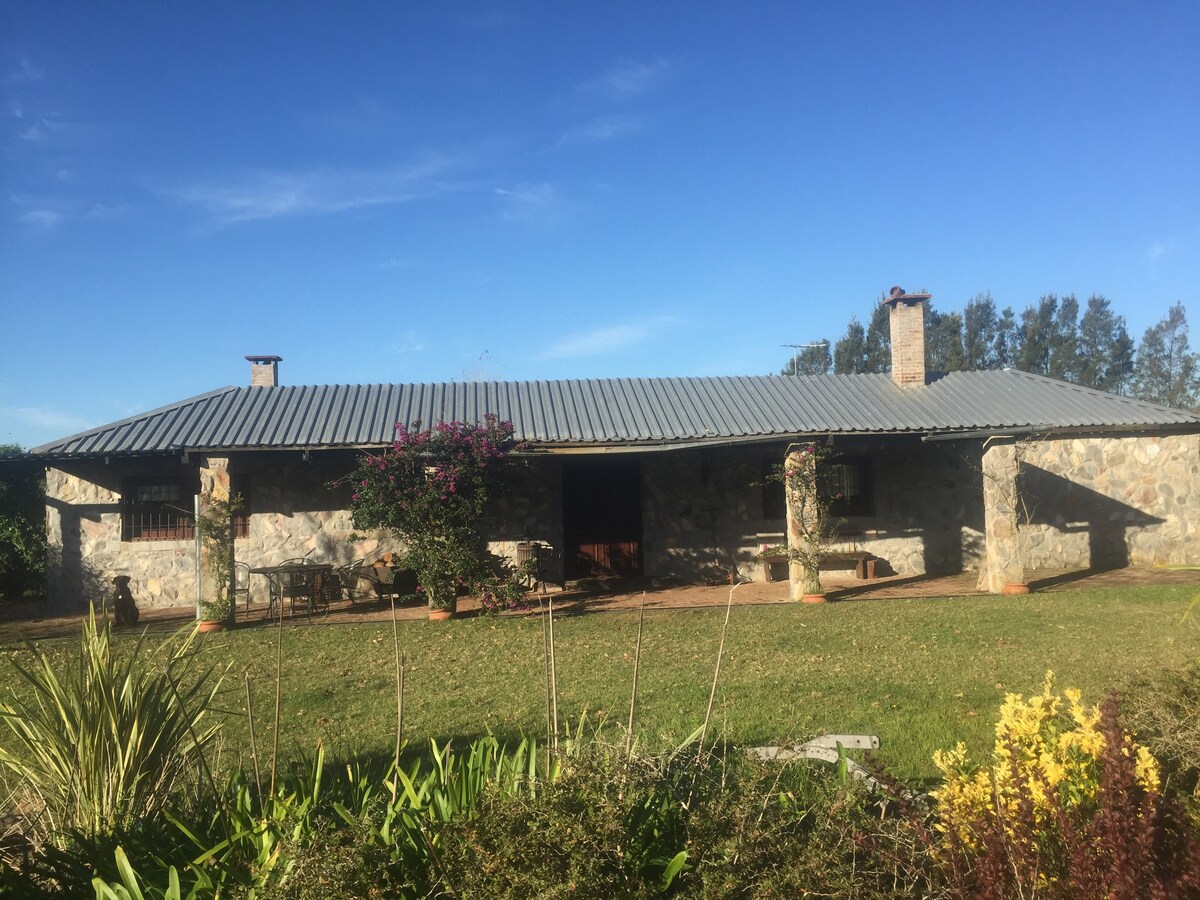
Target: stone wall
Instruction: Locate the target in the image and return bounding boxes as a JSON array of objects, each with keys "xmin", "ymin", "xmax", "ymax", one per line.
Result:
[
  {"xmin": 981, "ymin": 433, "xmax": 1200, "ymax": 590},
  {"xmin": 862, "ymin": 439, "xmax": 986, "ymax": 577},
  {"xmin": 45, "ymin": 453, "xmax": 557, "ymax": 611},
  {"xmin": 1026, "ymin": 434, "xmax": 1198, "ymax": 566},
  {"xmin": 641, "ymin": 445, "xmax": 774, "ymax": 582},
  {"xmin": 46, "ymin": 463, "xmax": 199, "ymax": 613},
  {"xmin": 639, "ymin": 440, "xmax": 984, "ymax": 584},
  {"xmin": 489, "ymin": 456, "xmax": 565, "ymax": 584},
  {"xmin": 46, "ymin": 431, "xmax": 1195, "ymax": 606},
  {"xmin": 45, "ymin": 456, "xmax": 407, "ymax": 612}
]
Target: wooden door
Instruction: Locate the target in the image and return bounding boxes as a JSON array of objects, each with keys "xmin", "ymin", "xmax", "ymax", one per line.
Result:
[{"xmin": 562, "ymin": 458, "xmax": 643, "ymax": 579}]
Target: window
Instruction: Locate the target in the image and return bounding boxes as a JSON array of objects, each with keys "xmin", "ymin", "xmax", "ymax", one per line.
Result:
[
  {"xmin": 761, "ymin": 454, "xmax": 873, "ymax": 520},
  {"xmin": 761, "ymin": 459, "xmax": 786, "ymax": 520},
  {"xmin": 821, "ymin": 457, "xmax": 872, "ymax": 517},
  {"xmin": 230, "ymin": 477, "xmax": 250, "ymax": 538},
  {"xmin": 122, "ymin": 479, "xmax": 195, "ymax": 541}
]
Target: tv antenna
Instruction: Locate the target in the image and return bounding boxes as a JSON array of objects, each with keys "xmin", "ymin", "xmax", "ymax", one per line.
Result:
[{"xmin": 781, "ymin": 341, "xmax": 829, "ymax": 376}]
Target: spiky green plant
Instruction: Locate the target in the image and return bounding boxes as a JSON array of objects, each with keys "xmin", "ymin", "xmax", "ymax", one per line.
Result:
[{"xmin": 0, "ymin": 608, "xmax": 224, "ymax": 841}]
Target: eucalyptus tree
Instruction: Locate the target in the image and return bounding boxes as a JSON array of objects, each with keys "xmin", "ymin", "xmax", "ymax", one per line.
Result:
[
  {"xmin": 833, "ymin": 317, "xmax": 869, "ymax": 374},
  {"xmin": 1077, "ymin": 294, "xmax": 1134, "ymax": 393},
  {"xmin": 1131, "ymin": 302, "xmax": 1199, "ymax": 409}
]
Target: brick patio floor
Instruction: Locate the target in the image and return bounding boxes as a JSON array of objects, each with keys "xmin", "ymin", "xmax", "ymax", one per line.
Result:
[{"xmin": 2, "ymin": 566, "xmax": 1197, "ymax": 644}]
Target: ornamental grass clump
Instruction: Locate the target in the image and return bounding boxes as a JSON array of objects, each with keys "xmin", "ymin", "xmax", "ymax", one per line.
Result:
[
  {"xmin": 0, "ymin": 609, "xmax": 224, "ymax": 843},
  {"xmin": 931, "ymin": 672, "xmax": 1200, "ymax": 897},
  {"xmin": 341, "ymin": 415, "xmax": 525, "ymax": 615}
]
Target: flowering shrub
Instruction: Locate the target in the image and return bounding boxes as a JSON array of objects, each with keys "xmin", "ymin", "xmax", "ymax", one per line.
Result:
[
  {"xmin": 340, "ymin": 416, "xmax": 525, "ymax": 613},
  {"xmin": 930, "ymin": 673, "xmax": 1200, "ymax": 896}
]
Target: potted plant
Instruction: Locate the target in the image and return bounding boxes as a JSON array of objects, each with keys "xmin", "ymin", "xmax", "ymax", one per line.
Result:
[
  {"xmin": 195, "ymin": 494, "xmax": 243, "ymax": 631},
  {"xmin": 197, "ymin": 597, "xmax": 231, "ymax": 633}
]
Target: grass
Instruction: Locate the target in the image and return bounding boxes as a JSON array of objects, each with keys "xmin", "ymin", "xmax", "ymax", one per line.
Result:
[{"xmin": 4, "ymin": 584, "xmax": 1198, "ymax": 782}]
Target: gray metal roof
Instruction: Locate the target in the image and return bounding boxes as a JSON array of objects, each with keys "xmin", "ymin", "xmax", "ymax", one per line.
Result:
[{"xmin": 30, "ymin": 369, "xmax": 1200, "ymax": 458}]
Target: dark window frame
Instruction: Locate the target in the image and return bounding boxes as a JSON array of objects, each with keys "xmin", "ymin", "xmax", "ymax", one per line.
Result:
[
  {"xmin": 761, "ymin": 454, "xmax": 873, "ymax": 521},
  {"xmin": 230, "ymin": 476, "xmax": 250, "ymax": 538},
  {"xmin": 761, "ymin": 458, "xmax": 787, "ymax": 520},
  {"xmin": 821, "ymin": 456, "xmax": 873, "ymax": 518},
  {"xmin": 121, "ymin": 478, "xmax": 195, "ymax": 542}
]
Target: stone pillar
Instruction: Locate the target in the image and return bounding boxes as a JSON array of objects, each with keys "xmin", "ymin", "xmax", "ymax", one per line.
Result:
[
  {"xmin": 785, "ymin": 445, "xmax": 823, "ymax": 600},
  {"xmin": 197, "ymin": 456, "xmax": 232, "ymax": 618},
  {"xmin": 980, "ymin": 442, "xmax": 1023, "ymax": 592}
]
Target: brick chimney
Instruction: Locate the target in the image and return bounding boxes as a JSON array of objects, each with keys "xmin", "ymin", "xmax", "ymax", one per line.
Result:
[
  {"xmin": 882, "ymin": 286, "xmax": 930, "ymax": 388},
  {"xmin": 245, "ymin": 355, "xmax": 282, "ymax": 387}
]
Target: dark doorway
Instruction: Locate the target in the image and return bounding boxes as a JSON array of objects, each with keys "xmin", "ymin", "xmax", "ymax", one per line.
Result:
[{"xmin": 563, "ymin": 458, "xmax": 643, "ymax": 579}]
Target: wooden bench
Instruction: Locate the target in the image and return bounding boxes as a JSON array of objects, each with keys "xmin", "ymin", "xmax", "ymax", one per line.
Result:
[
  {"xmin": 820, "ymin": 550, "xmax": 876, "ymax": 580},
  {"xmin": 759, "ymin": 549, "xmax": 877, "ymax": 581}
]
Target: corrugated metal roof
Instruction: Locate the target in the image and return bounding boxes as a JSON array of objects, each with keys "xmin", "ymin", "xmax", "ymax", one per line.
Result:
[{"xmin": 30, "ymin": 369, "xmax": 1200, "ymax": 457}]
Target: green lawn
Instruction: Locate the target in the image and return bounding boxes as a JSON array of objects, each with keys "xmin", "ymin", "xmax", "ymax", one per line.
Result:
[{"xmin": 7, "ymin": 584, "xmax": 1199, "ymax": 782}]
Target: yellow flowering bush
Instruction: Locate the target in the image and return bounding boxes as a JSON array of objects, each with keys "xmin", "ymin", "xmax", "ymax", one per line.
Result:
[
  {"xmin": 917, "ymin": 672, "xmax": 1200, "ymax": 898},
  {"xmin": 932, "ymin": 671, "xmax": 1160, "ymax": 850}
]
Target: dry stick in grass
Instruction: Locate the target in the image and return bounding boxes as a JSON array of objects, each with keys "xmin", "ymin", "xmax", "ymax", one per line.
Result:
[
  {"xmin": 244, "ymin": 670, "xmax": 263, "ymax": 813},
  {"xmin": 390, "ymin": 596, "xmax": 404, "ymax": 771},
  {"xmin": 548, "ymin": 593, "xmax": 560, "ymax": 753},
  {"xmin": 624, "ymin": 592, "xmax": 646, "ymax": 762},
  {"xmin": 539, "ymin": 594, "xmax": 553, "ymax": 759},
  {"xmin": 685, "ymin": 582, "xmax": 740, "ymax": 810},
  {"xmin": 698, "ymin": 582, "xmax": 741, "ymax": 761},
  {"xmin": 270, "ymin": 607, "xmax": 283, "ymax": 797}
]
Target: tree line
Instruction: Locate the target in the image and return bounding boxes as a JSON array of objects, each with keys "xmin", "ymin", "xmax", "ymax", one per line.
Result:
[{"xmin": 781, "ymin": 293, "xmax": 1199, "ymax": 410}]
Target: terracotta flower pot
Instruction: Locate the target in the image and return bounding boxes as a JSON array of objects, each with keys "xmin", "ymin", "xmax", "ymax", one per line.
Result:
[
  {"xmin": 1001, "ymin": 582, "xmax": 1031, "ymax": 595},
  {"xmin": 197, "ymin": 619, "xmax": 226, "ymax": 633},
  {"xmin": 428, "ymin": 608, "xmax": 454, "ymax": 621},
  {"xmin": 801, "ymin": 593, "xmax": 828, "ymax": 604}
]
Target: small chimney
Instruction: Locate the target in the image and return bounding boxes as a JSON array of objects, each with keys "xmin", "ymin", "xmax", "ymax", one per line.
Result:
[
  {"xmin": 882, "ymin": 286, "xmax": 930, "ymax": 388},
  {"xmin": 245, "ymin": 355, "xmax": 282, "ymax": 387}
]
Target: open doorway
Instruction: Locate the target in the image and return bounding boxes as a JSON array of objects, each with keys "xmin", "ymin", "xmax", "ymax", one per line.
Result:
[{"xmin": 562, "ymin": 457, "xmax": 643, "ymax": 579}]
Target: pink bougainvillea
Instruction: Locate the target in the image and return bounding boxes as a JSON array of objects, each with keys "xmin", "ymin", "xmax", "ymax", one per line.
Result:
[{"xmin": 336, "ymin": 415, "xmax": 525, "ymax": 613}]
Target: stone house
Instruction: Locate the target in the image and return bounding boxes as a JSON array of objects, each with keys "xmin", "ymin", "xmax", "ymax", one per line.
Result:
[{"xmin": 27, "ymin": 290, "xmax": 1200, "ymax": 612}]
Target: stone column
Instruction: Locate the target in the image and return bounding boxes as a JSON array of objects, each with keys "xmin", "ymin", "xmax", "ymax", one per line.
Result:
[
  {"xmin": 197, "ymin": 456, "xmax": 232, "ymax": 618},
  {"xmin": 980, "ymin": 442, "xmax": 1023, "ymax": 592},
  {"xmin": 785, "ymin": 445, "xmax": 823, "ymax": 601}
]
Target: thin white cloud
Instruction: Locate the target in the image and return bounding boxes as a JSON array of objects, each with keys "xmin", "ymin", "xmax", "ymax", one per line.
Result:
[
  {"xmin": 83, "ymin": 202, "xmax": 130, "ymax": 220},
  {"xmin": 378, "ymin": 255, "xmax": 414, "ymax": 270},
  {"xmin": 18, "ymin": 118, "xmax": 63, "ymax": 141},
  {"xmin": 557, "ymin": 114, "xmax": 644, "ymax": 146},
  {"xmin": 4, "ymin": 406, "xmax": 94, "ymax": 436},
  {"xmin": 18, "ymin": 208, "xmax": 62, "ymax": 229},
  {"xmin": 1147, "ymin": 239, "xmax": 1174, "ymax": 265},
  {"xmin": 162, "ymin": 154, "xmax": 466, "ymax": 225},
  {"xmin": 10, "ymin": 192, "xmax": 123, "ymax": 231},
  {"xmin": 539, "ymin": 316, "xmax": 677, "ymax": 360},
  {"xmin": 494, "ymin": 182, "xmax": 562, "ymax": 224},
  {"xmin": 584, "ymin": 58, "xmax": 670, "ymax": 99},
  {"xmin": 389, "ymin": 330, "xmax": 426, "ymax": 354},
  {"xmin": 5, "ymin": 57, "xmax": 44, "ymax": 85}
]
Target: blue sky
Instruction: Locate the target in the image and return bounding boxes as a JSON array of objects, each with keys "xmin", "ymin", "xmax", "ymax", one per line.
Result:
[{"xmin": 2, "ymin": 2, "xmax": 1197, "ymax": 448}]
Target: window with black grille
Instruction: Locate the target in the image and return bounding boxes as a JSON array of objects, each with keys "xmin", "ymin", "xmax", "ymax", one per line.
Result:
[
  {"xmin": 822, "ymin": 457, "xmax": 872, "ymax": 517},
  {"xmin": 122, "ymin": 479, "xmax": 195, "ymax": 541},
  {"xmin": 762, "ymin": 454, "xmax": 873, "ymax": 520},
  {"xmin": 231, "ymin": 477, "xmax": 250, "ymax": 538}
]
